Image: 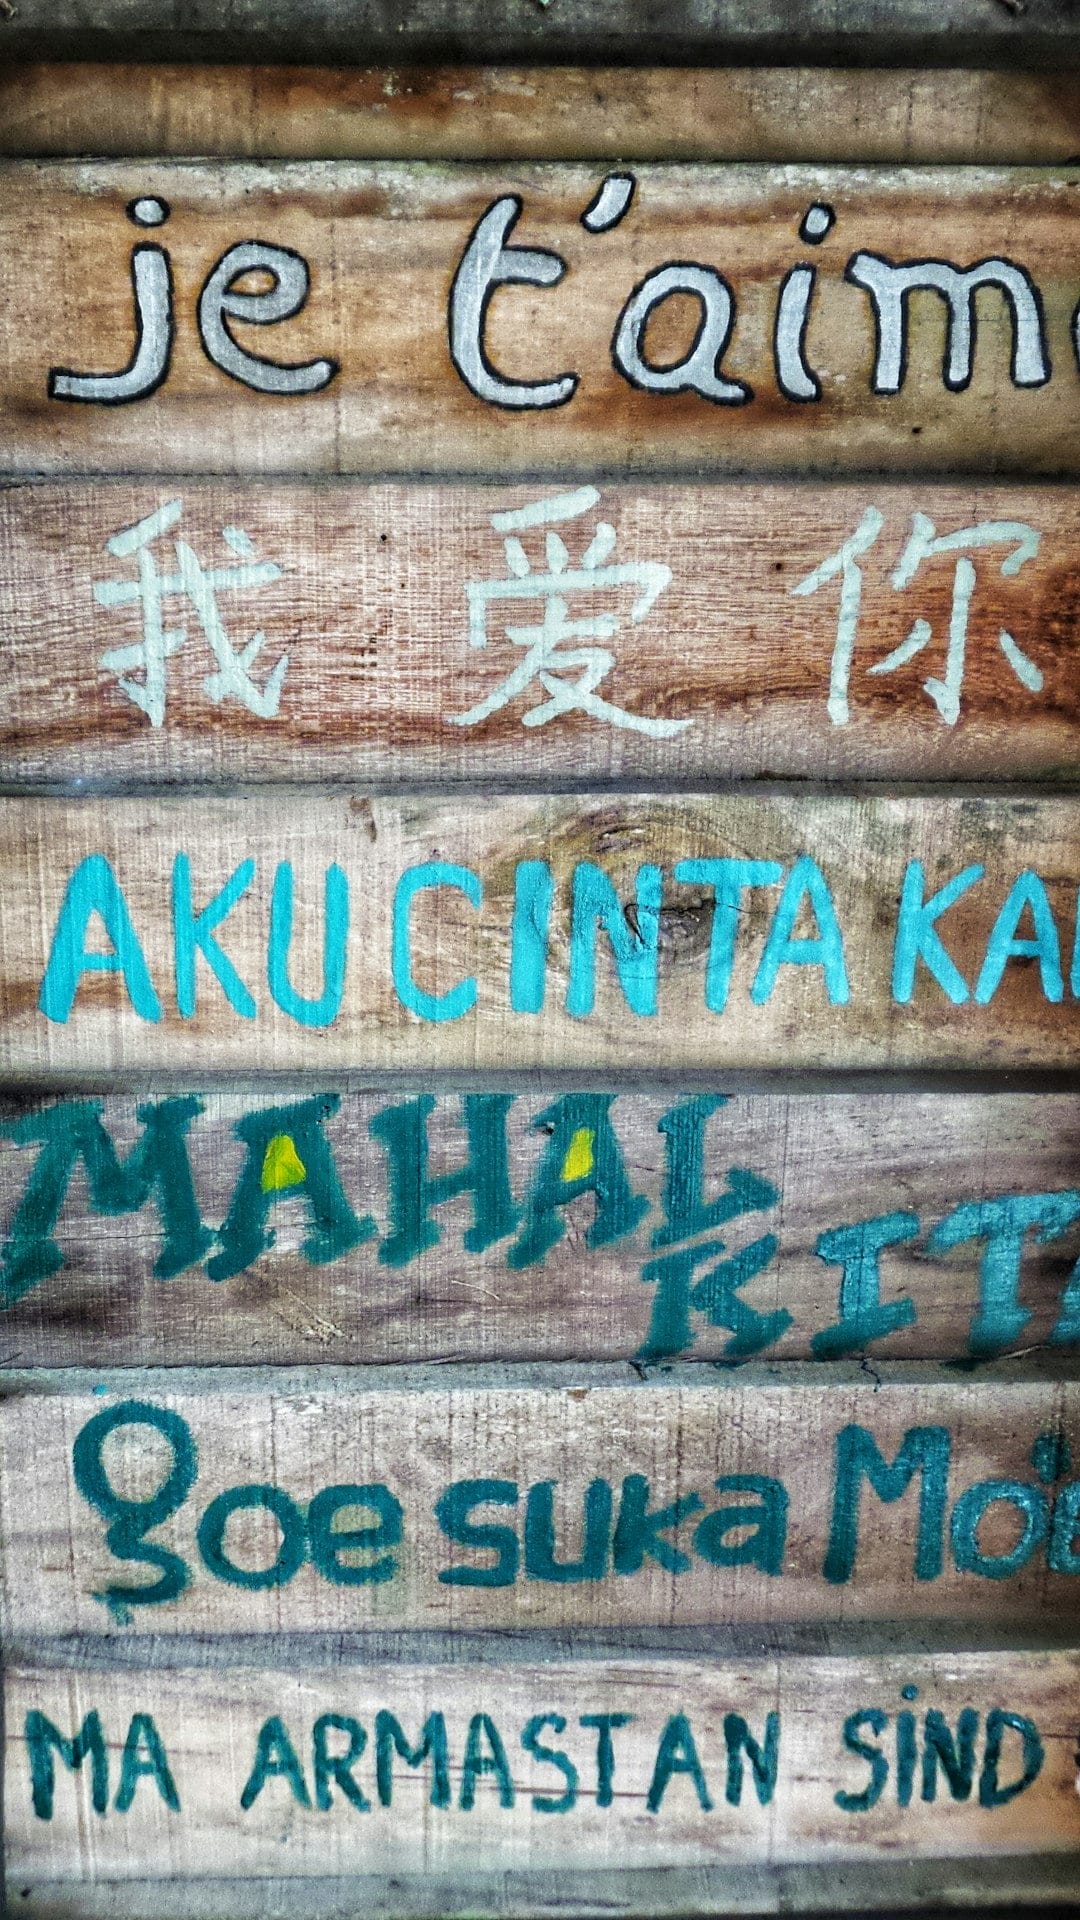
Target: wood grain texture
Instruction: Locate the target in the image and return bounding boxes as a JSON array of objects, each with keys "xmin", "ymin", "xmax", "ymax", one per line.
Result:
[
  {"xmin": 3, "ymin": 0, "xmax": 1080, "ymax": 67},
  {"xmin": 6, "ymin": 1649, "xmax": 1078, "ymax": 1884},
  {"xmin": 0, "ymin": 1088, "xmax": 1077, "ymax": 1368},
  {"xmin": 0, "ymin": 792, "xmax": 1075, "ymax": 1075},
  {"xmin": 1, "ymin": 1364, "xmax": 1077, "ymax": 1636},
  {"xmin": 7, "ymin": 65, "xmax": 1080, "ymax": 165},
  {"xmin": 4, "ymin": 479, "xmax": 1079, "ymax": 786},
  {"xmin": 5, "ymin": 162, "xmax": 1080, "ymax": 477}
]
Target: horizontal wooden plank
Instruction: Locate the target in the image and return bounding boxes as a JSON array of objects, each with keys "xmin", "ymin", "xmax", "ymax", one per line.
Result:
[
  {"xmin": 0, "ymin": 1088, "xmax": 1077, "ymax": 1368},
  {"xmin": 1, "ymin": 1365, "xmax": 1077, "ymax": 1636},
  {"xmin": 11, "ymin": 1867, "xmax": 1080, "ymax": 1920},
  {"xmin": 6, "ymin": 65, "xmax": 1080, "ymax": 165},
  {"xmin": 3, "ymin": 0, "xmax": 1079, "ymax": 68},
  {"xmin": 0, "ymin": 793, "xmax": 1075, "ymax": 1075},
  {"xmin": 6, "ymin": 1649, "xmax": 1078, "ymax": 1887},
  {"xmin": 4, "ymin": 479, "xmax": 1079, "ymax": 785},
  {"xmin": 4, "ymin": 163, "xmax": 1080, "ymax": 476}
]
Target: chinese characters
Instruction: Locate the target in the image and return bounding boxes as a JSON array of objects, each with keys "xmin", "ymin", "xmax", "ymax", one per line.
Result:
[
  {"xmin": 451, "ymin": 486, "xmax": 690, "ymax": 737},
  {"xmin": 94, "ymin": 498, "xmax": 287, "ymax": 728},
  {"xmin": 793, "ymin": 510, "xmax": 1043, "ymax": 727}
]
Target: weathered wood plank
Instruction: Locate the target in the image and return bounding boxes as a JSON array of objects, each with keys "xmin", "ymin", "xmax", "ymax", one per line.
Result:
[
  {"xmin": 0, "ymin": 1088, "xmax": 1077, "ymax": 1368},
  {"xmin": 3, "ymin": 0, "xmax": 1080, "ymax": 68},
  {"xmin": 6, "ymin": 1649, "xmax": 1078, "ymax": 1886},
  {"xmin": 0, "ymin": 1364, "xmax": 1077, "ymax": 1636},
  {"xmin": 4, "ymin": 163, "xmax": 1080, "ymax": 477},
  {"xmin": 6, "ymin": 65, "xmax": 1080, "ymax": 166},
  {"xmin": 0, "ymin": 793, "xmax": 1075, "ymax": 1075},
  {"xmin": 4, "ymin": 479, "xmax": 1078, "ymax": 785}
]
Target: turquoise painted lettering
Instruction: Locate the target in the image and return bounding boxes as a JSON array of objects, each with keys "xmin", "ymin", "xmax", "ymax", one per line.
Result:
[
  {"xmin": 172, "ymin": 852, "xmax": 256, "ymax": 1019},
  {"xmin": 267, "ymin": 861, "xmax": 349, "ymax": 1027},
  {"xmin": 524, "ymin": 1478, "xmax": 613, "ymax": 1583},
  {"xmin": 39, "ymin": 853, "xmax": 161, "ymax": 1024},
  {"xmin": 639, "ymin": 1234, "xmax": 785, "ymax": 1361},
  {"xmin": 73, "ymin": 1399, "xmax": 197, "ymax": 1614},
  {"xmin": 694, "ymin": 1475, "xmax": 788, "ymax": 1574},
  {"xmin": 566, "ymin": 861, "xmax": 662, "ymax": 1018},
  {"xmin": 974, "ymin": 870, "xmax": 1063, "ymax": 1004},
  {"xmin": 751, "ymin": 855, "xmax": 850, "ymax": 1004},
  {"xmin": 392, "ymin": 861, "xmax": 481, "ymax": 1022},
  {"xmin": 435, "ymin": 1479, "xmax": 519, "ymax": 1587},
  {"xmin": 892, "ymin": 861, "xmax": 983, "ymax": 1004},
  {"xmin": 510, "ymin": 860, "xmax": 554, "ymax": 1013},
  {"xmin": 673, "ymin": 859, "xmax": 782, "ymax": 1012}
]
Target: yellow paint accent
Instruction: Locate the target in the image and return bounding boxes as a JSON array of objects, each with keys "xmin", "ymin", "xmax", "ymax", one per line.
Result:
[
  {"xmin": 561, "ymin": 1127, "xmax": 595, "ymax": 1183},
  {"xmin": 261, "ymin": 1134, "xmax": 307, "ymax": 1193}
]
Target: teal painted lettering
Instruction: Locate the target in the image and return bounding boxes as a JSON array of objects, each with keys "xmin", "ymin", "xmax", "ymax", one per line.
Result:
[
  {"xmin": 508, "ymin": 1094, "xmax": 648, "ymax": 1270},
  {"xmin": 435, "ymin": 1479, "xmax": 519, "ymax": 1587},
  {"xmin": 612, "ymin": 1473, "xmax": 704, "ymax": 1576},
  {"xmin": 579, "ymin": 1713, "xmax": 633, "ymax": 1809},
  {"xmin": 308, "ymin": 1484, "xmax": 402, "ymax": 1587},
  {"xmin": 646, "ymin": 1714, "xmax": 712, "ymax": 1813},
  {"xmin": 1073, "ymin": 890, "xmax": 1080, "ymax": 996},
  {"xmin": 267, "ymin": 861, "xmax": 349, "ymax": 1027},
  {"xmin": 892, "ymin": 860, "xmax": 983, "ymax": 1004},
  {"xmin": 639, "ymin": 1232, "xmax": 785, "ymax": 1361},
  {"xmin": 371, "ymin": 1093, "xmax": 519, "ymax": 1269},
  {"xmin": 694, "ymin": 1475, "xmax": 788, "ymax": 1574},
  {"xmin": 835, "ymin": 1708, "xmax": 889, "ymax": 1812},
  {"xmin": 392, "ymin": 861, "xmax": 480, "ymax": 1022},
  {"xmin": 39, "ymin": 854, "xmax": 161, "ymax": 1024},
  {"xmin": 73, "ymin": 1400, "xmax": 196, "ymax": 1614},
  {"xmin": 751, "ymin": 856, "xmax": 849, "ymax": 1005},
  {"xmin": 950, "ymin": 1479, "xmax": 1048, "ymax": 1579},
  {"xmin": 723, "ymin": 1712, "xmax": 779, "ymax": 1806},
  {"xmin": 927, "ymin": 1190, "xmax": 1080, "ymax": 1357},
  {"xmin": 975, "ymin": 870, "xmax": 1063, "ymax": 1004},
  {"xmin": 810, "ymin": 1211, "xmax": 920, "ymax": 1359},
  {"xmin": 566, "ymin": 861, "xmax": 662, "ymax": 1018},
  {"xmin": 460, "ymin": 1713, "xmax": 515, "ymax": 1810},
  {"xmin": 510, "ymin": 860, "xmax": 554, "ymax": 1013},
  {"xmin": 172, "ymin": 852, "xmax": 256, "ymax": 1019},
  {"xmin": 896, "ymin": 1704, "xmax": 918, "ymax": 1808},
  {"xmin": 26, "ymin": 1709, "xmax": 109, "ymax": 1820},
  {"xmin": 375, "ymin": 1711, "xmax": 451, "ymax": 1808},
  {"xmin": 524, "ymin": 1478, "xmax": 612, "ymax": 1583},
  {"xmin": 0, "ymin": 1096, "xmax": 212, "ymax": 1307},
  {"xmin": 1048, "ymin": 1483, "xmax": 1080, "ymax": 1573},
  {"xmin": 313, "ymin": 1714, "xmax": 370, "ymax": 1811},
  {"xmin": 240, "ymin": 1717, "xmax": 311, "ymax": 1811},
  {"xmin": 209, "ymin": 1095, "xmax": 373, "ymax": 1282},
  {"xmin": 1032, "ymin": 1431, "xmax": 1071, "ymax": 1484},
  {"xmin": 115, "ymin": 1713, "xmax": 180, "ymax": 1813},
  {"xmin": 653, "ymin": 1096, "xmax": 778, "ymax": 1248},
  {"xmin": 979, "ymin": 1710, "xmax": 1044, "ymax": 1807},
  {"xmin": 673, "ymin": 859, "xmax": 782, "ymax": 1013},
  {"xmin": 197, "ymin": 1484, "xmax": 306, "ymax": 1589},
  {"xmin": 825, "ymin": 1425, "xmax": 950, "ymax": 1585},
  {"xmin": 521, "ymin": 1714, "xmax": 578, "ymax": 1813},
  {"xmin": 922, "ymin": 1708, "xmax": 978, "ymax": 1802}
]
